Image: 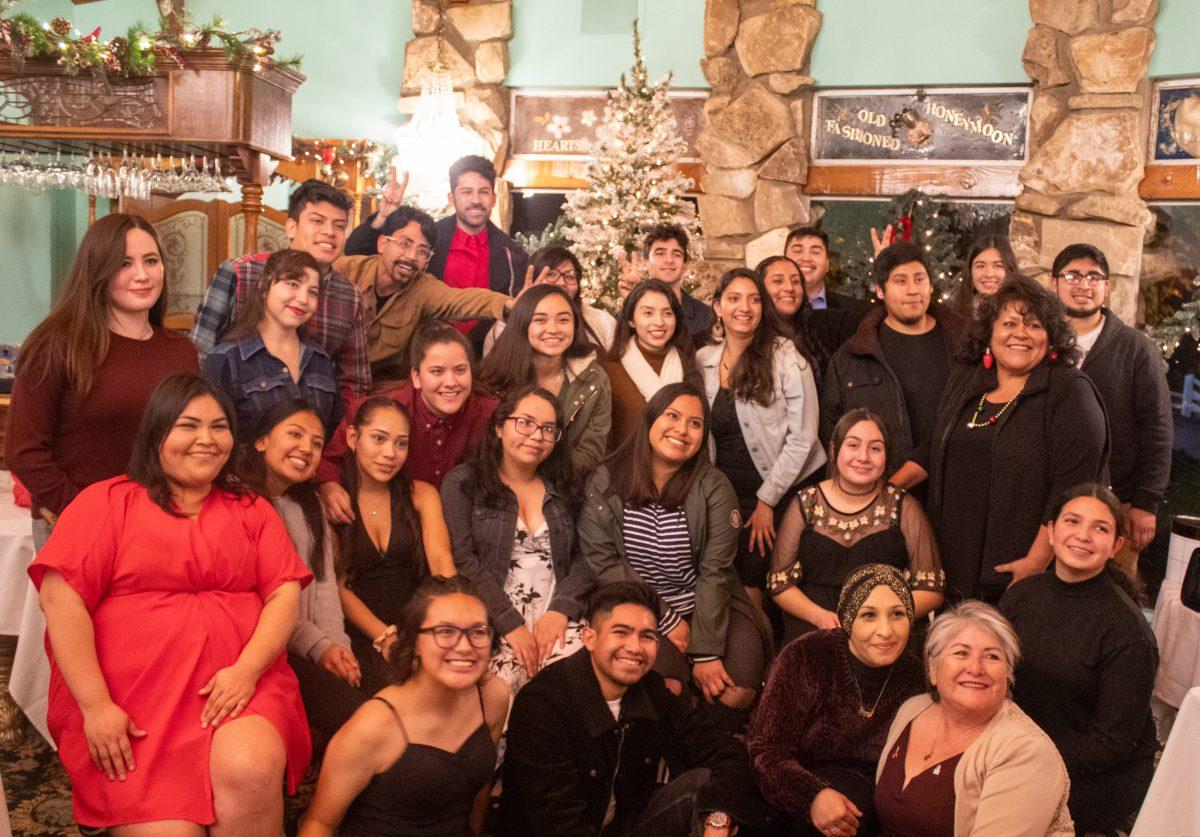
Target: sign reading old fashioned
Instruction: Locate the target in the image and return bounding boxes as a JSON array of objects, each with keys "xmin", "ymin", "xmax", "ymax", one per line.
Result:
[
  {"xmin": 1151, "ymin": 79, "xmax": 1200, "ymax": 163},
  {"xmin": 812, "ymin": 87, "xmax": 1030, "ymax": 164},
  {"xmin": 510, "ymin": 89, "xmax": 706, "ymax": 161}
]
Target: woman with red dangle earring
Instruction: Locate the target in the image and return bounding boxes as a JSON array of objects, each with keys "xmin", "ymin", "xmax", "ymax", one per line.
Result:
[{"xmin": 891, "ymin": 277, "xmax": 1108, "ymax": 605}]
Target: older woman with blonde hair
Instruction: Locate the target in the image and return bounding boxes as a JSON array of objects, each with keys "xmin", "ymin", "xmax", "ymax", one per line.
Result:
[{"xmin": 873, "ymin": 601, "xmax": 1074, "ymax": 837}]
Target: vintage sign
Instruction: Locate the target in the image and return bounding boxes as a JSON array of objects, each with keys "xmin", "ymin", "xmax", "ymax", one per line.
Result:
[
  {"xmin": 510, "ymin": 88, "xmax": 707, "ymax": 161},
  {"xmin": 1151, "ymin": 79, "xmax": 1200, "ymax": 163},
  {"xmin": 812, "ymin": 87, "xmax": 1030, "ymax": 164}
]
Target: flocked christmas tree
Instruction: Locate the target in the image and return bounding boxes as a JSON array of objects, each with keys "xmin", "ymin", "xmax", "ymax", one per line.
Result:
[{"xmin": 563, "ymin": 20, "xmax": 700, "ymax": 313}]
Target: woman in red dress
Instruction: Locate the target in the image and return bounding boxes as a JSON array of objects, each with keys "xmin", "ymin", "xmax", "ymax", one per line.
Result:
[{"xmin": 29, "ymin": 373, "xmax": 313, "ymax": 835}]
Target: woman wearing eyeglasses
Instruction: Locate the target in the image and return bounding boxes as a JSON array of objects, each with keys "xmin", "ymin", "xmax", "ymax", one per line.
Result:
[
  {"xmin": 300, "ymin": 575, "xmax": 510, "ymax": 837},
  {"xmin": 441, "ymin": 386, "xmax": 593, "ymax": 694},
  {"xmin": 335, "ymin": 396, "xmax": 457, "ymax": 694},
  {"xmin": 484, "ymin": 246, "xmax": 617, "ymax": 353}
]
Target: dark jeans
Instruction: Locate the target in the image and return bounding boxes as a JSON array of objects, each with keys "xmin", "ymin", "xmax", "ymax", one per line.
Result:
[
  {"xmin": 617, "ymin": 767, "xmax": 712, "ymax": 837},
  {"xmin": 654, "ymin": 609, "xmax": 766, "ymax": 691}
]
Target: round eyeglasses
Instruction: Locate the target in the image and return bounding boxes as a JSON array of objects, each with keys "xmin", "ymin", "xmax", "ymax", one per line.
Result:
[{"xmin": 505, "ymin": 415, "xmax": 563, "ymax": 442}]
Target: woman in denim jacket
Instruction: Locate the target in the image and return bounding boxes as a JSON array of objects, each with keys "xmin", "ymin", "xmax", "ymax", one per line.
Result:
[
  {"xmin": 696, "ymin": 268, "xmax": 825, "ymax": 603},
  {"xmin": 202, "ymin": 248, "xmax": 341, "ymax": 438},
  {"xmin": 440, "ymin": 385, "xmax": 593, "ymax": 694}
]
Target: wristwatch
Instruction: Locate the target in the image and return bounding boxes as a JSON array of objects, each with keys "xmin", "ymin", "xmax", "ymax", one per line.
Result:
[{"xmin": 705, "ymin": 811, "xmax": 732, "ymax": 830}]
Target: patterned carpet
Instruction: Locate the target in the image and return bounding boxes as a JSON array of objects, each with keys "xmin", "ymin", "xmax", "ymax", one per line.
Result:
[{"xmin": 0, "ymin": 719, "xmax": 315, "ymax": 836}]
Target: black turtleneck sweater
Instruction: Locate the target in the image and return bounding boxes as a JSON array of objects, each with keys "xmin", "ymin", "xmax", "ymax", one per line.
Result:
[{"xmin": 999, "ymin": 570, "xmax": 1158, "ymax": 826}]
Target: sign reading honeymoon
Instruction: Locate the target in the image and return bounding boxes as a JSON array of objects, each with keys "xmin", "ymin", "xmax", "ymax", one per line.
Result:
[{"xmin": 812, "ymin": 87, "xmax": 1031, "ymax": 164}]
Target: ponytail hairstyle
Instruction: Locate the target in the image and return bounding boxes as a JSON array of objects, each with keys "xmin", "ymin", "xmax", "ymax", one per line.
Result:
[
  {"xmin": 236, "ymin": 398, "xmax": 329, "ymax": 578},
  {"xmin": 1049, "ymin": 483, "xmax": 1143, "ymax": 605},
  {"xmin": 336, "ymin": 396, "xmax": 426, "ymax": 587}
]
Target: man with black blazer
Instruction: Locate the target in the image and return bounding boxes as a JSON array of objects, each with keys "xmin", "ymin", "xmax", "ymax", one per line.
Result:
[
  {"xmin": 784, "ymin": 226, "xmax": 872, "ymax": 358},
  {"xmin": 1050, "ymin": 243, "xmax": 1173, "ymax": 574},
  {"xmin": 344, "ymin": 155, "xmax": 528, "ymax": 353}
]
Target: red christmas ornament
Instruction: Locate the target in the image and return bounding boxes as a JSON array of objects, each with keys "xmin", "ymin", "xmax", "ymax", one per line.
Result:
[
  {"xmin": 982, "ymin": 348, "xmax": 994, "ymax": 370},
  {"xmin": 82, "ymin": 27, "xmax": 101, "ymax": 44},
  {"xmin": 895, "ymin": 215, "xmax": 913, "ymax": 243},
  {"xmin": 320, "ymin": 146, "xmax": 336, "ymax": 165}
]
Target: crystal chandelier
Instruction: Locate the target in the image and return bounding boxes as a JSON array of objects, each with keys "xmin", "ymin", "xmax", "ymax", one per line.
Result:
[{"xmin": 392, "ymin": 0, "xmax": 488, "ymax": 212}]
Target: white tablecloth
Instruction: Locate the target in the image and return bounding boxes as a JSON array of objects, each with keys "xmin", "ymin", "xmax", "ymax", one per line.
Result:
[
  {"xmin": 1132, "ymin": 686, "xmax": 1200, "ymax": 836},
  {"xmin": 1150, "ymin": 523, "xmax": 1200, "ymax": 708},
  {"xmin": 0, "ymin": 472, "xmax": 33, "ymax": 635}
]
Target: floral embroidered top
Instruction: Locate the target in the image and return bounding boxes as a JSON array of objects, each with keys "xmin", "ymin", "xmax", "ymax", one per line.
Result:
[{"xmin": 767, "ymin": 484, "xmax": 944, "ymax": 609}]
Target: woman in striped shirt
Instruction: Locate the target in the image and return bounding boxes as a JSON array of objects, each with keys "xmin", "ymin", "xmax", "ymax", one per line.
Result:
[{"xmin": 578, "ymin": 382, "xmax": 772, "ymax": 732}]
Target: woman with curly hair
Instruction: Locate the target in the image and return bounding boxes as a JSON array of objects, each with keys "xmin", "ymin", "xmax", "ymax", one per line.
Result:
[
  {"xmin": 300, "ymin": 575, "xmax": 509, "ymax": 837},
  {"xmin": 894, "ymin": 276, "xmax": 1108, "ymax": 604}
]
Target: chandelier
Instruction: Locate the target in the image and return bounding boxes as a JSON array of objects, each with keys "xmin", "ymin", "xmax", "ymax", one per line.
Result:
[{"xmin": 392, "ymin": 0, "xmax": 488, "ymax": 212}]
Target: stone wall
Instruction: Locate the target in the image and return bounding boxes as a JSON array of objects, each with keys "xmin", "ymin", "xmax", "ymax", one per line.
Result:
[
  {"xmin": 697, "ymin": 0, "xmax": 822, "ymax": 273},
  {"xmin": 1009, "ymin": 0, "xmax": 1159, "ymax": 323},
  {"xmin": 404, "ymin": 0, "xmax": 514, "ymax": 221}
]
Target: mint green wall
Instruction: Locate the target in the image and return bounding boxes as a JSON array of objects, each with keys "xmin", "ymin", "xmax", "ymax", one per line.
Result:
[
  {"xmin": 811, "ymin": 1, "xmax": 1027, "ymax": 86},
  {"xmin": 1150, "ymin": 0, "xmax": 1200, "ymax": 76},
  {"xmin": 508, "ymin": 0, "xmax": 706, "ymax": 88}
]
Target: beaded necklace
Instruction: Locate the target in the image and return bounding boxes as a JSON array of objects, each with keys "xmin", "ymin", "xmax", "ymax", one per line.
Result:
[{"xmin": 966, "ymin": 381, "xmax": 1025, "ymax": 430}]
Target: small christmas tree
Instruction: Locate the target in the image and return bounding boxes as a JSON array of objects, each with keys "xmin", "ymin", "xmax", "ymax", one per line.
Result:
[{"xmin": 562, "ymin": 20, "xmax": 700, "ymax": 312}]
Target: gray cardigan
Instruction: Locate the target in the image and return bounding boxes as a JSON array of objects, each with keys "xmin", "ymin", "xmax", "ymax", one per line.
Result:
[
  {"xmin": 274, "ymin": 497, "xmax": 352, "ymax": 663},
  {"xmin": 440, "ymin": 464, "xmax": 595, "ymax": 636}
]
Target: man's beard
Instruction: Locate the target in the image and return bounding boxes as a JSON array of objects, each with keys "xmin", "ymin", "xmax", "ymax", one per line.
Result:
[{"xmin": 1066, "ymin": 303, "xmax": 1102, "ymax": 319}]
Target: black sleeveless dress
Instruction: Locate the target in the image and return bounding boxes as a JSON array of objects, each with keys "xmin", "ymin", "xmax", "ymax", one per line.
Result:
[
  {"xmin": 340, "ymin": 690, "xmax": 497, "ymax": 837},
  {"xmin": 345, "ymin": 510, "xmax": 427, "ymax": 692}
]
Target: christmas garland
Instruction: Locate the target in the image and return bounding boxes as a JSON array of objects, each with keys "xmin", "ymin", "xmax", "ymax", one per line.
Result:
[{"xmin": 0, "ymin": 7, "xmax": 300, "ymax": 78}]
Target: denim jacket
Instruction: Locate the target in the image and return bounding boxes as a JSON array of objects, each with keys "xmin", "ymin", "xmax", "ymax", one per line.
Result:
[
  {"xmin": 697, "ymin": 336, "xmax": 825, "ymax": 508},
  {"xmin": 202, "ymin": 333, "xmax": 341, "ymax": 436},
  {"xmin": 440, "ymin": 463, "xmax": 594, "ymax": 636}
]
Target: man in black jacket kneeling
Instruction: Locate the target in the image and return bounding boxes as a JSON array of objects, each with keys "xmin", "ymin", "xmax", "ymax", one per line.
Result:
[{"xmin": 500, "ymin": 582, "xmax": 772, "ymax": 836}]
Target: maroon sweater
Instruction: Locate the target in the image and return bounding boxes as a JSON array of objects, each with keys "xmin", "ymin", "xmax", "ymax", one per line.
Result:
[
  {"xmin": 6, "ymin": 328, "xmax": 198, "ymax": 516},
  {"xmin": 746, "ymin": 629, "xmax": 923, "ymax": 820}
]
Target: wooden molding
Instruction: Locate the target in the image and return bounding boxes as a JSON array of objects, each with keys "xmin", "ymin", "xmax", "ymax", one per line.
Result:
[
  {"xmin": 1139, "ymin": 164, "xmax": 1200, "ymax": 200},
  {"xmin": 804, "ymin": 164, "xmax": 1022, "ymax": 199}
]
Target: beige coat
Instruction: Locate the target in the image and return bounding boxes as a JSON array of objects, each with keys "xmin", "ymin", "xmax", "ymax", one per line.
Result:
[{"xmin": 878, "ymin": 694, "xmax": 1074, "ymax": 837}]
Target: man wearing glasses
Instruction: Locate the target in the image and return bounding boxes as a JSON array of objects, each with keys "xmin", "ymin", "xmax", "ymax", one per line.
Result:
[
  {"xmin": 335, "ymin": 204, "xmax": 517, "ymax": 382},
  {"xmin": 1050, "ymin": 243, "xmax": 1173, "ymax": 574}
]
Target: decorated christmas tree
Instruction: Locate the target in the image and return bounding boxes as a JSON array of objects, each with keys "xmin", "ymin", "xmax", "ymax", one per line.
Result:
[{"xmin": 562, "ymin": 21, "xmax": 700, "ymax": 312}]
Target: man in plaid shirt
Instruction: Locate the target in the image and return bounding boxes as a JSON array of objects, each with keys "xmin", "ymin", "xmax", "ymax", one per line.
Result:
[{"xmin": 191, "ymin": 179, "xmax": 371, "ymax": 400}]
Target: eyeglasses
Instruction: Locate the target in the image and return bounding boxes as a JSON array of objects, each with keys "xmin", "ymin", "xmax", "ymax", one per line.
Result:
[
  {"xmin": 546, "ymin": 268, "xmax": 579, "ymax": 286},
  {"xmin": 417, "ymin": 624, "xmax": 494, "ymax": 649},
  {"xmin": 383, "ymin": 234, "xmax": 433, "ymax": 261},
  {"xmin": 505, "ymin": 415, "xmax": 563, "ymax": 442},
  {"xmin": 1058, "ymin": 271, "xmax": 1107, "ymax": 287}
]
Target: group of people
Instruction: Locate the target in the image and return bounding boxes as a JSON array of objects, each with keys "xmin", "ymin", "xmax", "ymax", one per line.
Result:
[{"xmin": 2, "ymin": 152, "xmax": 1173, "ymax": 836}]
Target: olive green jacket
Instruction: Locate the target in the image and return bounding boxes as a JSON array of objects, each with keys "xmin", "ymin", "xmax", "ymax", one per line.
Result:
[
  {"xmin": 559, "ymin": 355, "xmax": 612, "ymax": 474},
  {"xmin": 579, "ymin": 464, "xmax": 770, "ymax": 660}
]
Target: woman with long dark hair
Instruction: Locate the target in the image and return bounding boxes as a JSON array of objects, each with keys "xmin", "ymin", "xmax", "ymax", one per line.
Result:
[
  {"xmin": 769, "ymin": 408, "xmax": 944, "ymax": 642},
  {"xmin": 579, "ymin": 382, "xmax": 772, "ymax": 732},
  {"xmin": 336, "ymin": 396, "xmax": 456, "ymax": 692},
  {"xmin": 756, "ymin": 255, "xmax": 829, "ymax": 379},
  {"xmin": 896, "ymin": 276, "xmax": 1108, "ymax": 604},
  {"xmin": 1000, "ymin": 484, "xmax": 1157, "ymax": 835},
  {"xmin": 300, "ymin": 575, "xmax": 509, "ymax": 836},
  {"xmin": 484, "ymin": 245, "xmax": 615, "ymax": 352},
  {"xmin": 29, "ymin": 373, "xmax": 311, "ymax": 833},
  {"xmin": 603, "ymin": 278, "xmax": 703, "ymax": 450},
  {"xmin": 948, "ymin": 234, "xmax": 1018, "ymax": 317},
  {"xmin": 696, "ymin": 268, "xmax": 825, "ymax": 602},
  {"xmin": 239, "ymin": 398, "xmax": 364, "ymax": 736},
  {"xmin": 478, "ymin": 283, "xmax": 612, "ymax": 472},
  {"xmin": 441, "ymin": 385, "xmax": 593, "ymax": 693},
  {"xmin": 203, "ymin": 248, "xmax": 340, "ymax": 437},
  {"xmin": 7, "ymin": 213, "xmax": 197, "ymax": 542}
]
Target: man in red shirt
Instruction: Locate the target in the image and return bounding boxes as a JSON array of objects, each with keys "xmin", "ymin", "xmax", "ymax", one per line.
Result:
[
  {"xmin": 317, "ymin": 320, "xmax": 498, "ymax": 520},
  {"xmin": 345, "ymin": 156, "xmax": 529, "ymax": 353}
]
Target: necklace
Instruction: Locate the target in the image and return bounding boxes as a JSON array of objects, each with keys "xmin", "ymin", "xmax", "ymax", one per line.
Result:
[
  {"xmin": 835, "ymin": 478, "xmax": 877, "ymax": 498},
  {"xmin": 966, "ymin": 381, "xmax": 1025, "ymax": 429},
  {"xmin": 923, "ymin": 713, "xmax": 988, "ymax": 761},
  {"xmin": 855, "ymin": 666, "xmax": 894, "ymax": 719}
]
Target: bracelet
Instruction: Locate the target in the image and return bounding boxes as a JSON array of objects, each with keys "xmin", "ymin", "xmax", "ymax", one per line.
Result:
[{"xmin": 372, "ymin": 624, "xmax": 397, "ymax": 653}]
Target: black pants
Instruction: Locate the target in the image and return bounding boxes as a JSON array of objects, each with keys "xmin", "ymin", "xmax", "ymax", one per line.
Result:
[
  {"xmin": 288, "ymin": 652, "xmax": 367, "ymax": 739},
  {"xmin": 617, "ymin": 768, "xmax": 712, "ymax": 837},
  {"xmin": 653, "ymin": 609, "xmax": 766, "ymax": 691},
  {"xmin": 1068, "ymin": 753, "xmax": 1155, "ymax": 834}
]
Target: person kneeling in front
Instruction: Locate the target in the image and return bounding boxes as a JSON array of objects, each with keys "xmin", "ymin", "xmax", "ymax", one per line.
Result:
[{"xmin": 499, "ymin": 581, "xmax": 773, "ymax": 836}]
